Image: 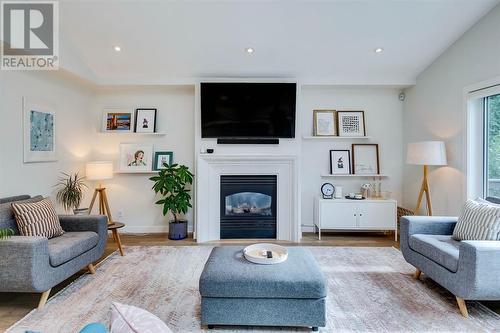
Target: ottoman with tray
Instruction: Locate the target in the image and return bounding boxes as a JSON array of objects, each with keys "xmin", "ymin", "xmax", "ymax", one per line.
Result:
[{"xmin": 199, "ymin": 246, "xmax": 327, "ymax": 331}]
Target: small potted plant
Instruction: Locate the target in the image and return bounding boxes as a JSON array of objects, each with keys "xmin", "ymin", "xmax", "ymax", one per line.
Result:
[
  {"xmin": 55, "ymin": 172, "xmax": 88, "ymax": 214},
  {"xmin": 150, "ymin": 163, "xmax": 194, "ymax": 240},
  {"xmin": 0, "ymin": 228, "xmax": 13, "ymax": 240}
]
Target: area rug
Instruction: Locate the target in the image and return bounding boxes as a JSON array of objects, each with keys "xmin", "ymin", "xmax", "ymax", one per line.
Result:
[{"xmin": 7, "ymin": 246, "xmax": 500, "ymax": 333}]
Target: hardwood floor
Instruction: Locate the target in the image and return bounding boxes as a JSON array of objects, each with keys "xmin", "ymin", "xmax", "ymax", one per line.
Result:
[{"xmin": 0, "ymin": 232, "xmax": 497, "ymax": 331}]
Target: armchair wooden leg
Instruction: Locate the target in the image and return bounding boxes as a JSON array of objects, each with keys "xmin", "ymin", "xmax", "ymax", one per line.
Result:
[
  {"xmin": 88, "ymin": 263, "xmax": 96, "ymax": 274},
  {"xmin": 38, "ymin": 289, "xmax": 51, "ymax": 309},
  {"xmin": 456, "ymin": 297, "xmax": 469, "ymax": 317},
  {"xmin": 413, "ymin": 268, "xmax": 422, "ymax": 280}
]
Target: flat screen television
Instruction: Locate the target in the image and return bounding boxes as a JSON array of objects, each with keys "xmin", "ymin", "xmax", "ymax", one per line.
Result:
[{"xmin": 201, "ymin": 82, "xmax": 296, "ymax": 138}]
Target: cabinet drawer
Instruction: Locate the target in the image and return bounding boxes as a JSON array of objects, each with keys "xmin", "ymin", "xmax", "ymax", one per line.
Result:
[{"xmin": 319, "ymin": 202, "xmax": 357, "ymax": 229}]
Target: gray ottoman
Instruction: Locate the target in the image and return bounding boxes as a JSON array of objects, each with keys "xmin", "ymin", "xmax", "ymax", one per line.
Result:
[{"xmin": 199, "ymin": 247, "xmax": 326, "ymax": 330}]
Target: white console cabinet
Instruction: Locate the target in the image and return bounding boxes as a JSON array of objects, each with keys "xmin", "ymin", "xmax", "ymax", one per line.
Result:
[{"xmin": 314, "ymin": 198, "xmax": 397, "ymax": 241}]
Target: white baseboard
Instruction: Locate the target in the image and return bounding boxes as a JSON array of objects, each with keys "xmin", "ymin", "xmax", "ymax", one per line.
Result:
[
  {"xmin": 301, "ymin": 225, "xmax": 315, "ymax": 233},
  {"xmin": 120, "ymin": 225, "xmax": 194, "ymax": 234}
]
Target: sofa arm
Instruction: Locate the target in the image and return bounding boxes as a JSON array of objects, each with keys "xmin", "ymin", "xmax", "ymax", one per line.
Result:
[
  {"xmin": 458, "ymin": 241, "xmax": 500, "ymax": 298},
  {"xmin": 0, "ymin": 236, "xmax": 49, "ymax": 292},
  {"xmin": 59, "ymin": 215, "xmax": 108, "ymax": 235},
  {"xmin": 400, "ymin": 216, "xmax": 458, "ymax": 236}
]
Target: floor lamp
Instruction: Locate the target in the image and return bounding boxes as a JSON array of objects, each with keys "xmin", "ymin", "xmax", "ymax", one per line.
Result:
[
  {"xmin": 406, "ymin": 141, "xmax": 447, "ymax": 216},
  {"xmin": 86, "ymin": 161, "xmax": 114, "ymax": 225}
]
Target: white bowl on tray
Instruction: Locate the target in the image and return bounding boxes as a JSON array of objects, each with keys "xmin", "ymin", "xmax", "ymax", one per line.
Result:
[{"xmin": 243, "ymin": 243, "xmax": 288, "ymax": 265}]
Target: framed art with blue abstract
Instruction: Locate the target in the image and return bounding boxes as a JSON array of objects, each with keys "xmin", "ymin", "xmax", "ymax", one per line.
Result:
[{"xmin": 23, "ymin": 98, "xmax": 57, "ymax": 163}]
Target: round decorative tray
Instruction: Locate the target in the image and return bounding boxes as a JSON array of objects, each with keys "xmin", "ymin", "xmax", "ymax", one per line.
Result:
[
  {"xmin": 243, "ymin": 243, "xmax": 288, "ymax": 265},
  {"xmin": 345, "ymin": 195, "xmax": 366, "ymax": 200}
]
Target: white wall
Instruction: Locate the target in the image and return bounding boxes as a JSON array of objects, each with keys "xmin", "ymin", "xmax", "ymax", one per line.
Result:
[
  {"xmin": 89, "ymin": 86, "xmax": 195, "ymax": 232},
  {"xmin": 402, "ymin": 4, "xmax": 500, "ymax": 215},
  {"xmin": 0, "ymin": 70, "xmax": 94, "ymax": 204},
  {"xmin": 0, "ymin": 73, "xmax": 196, "ymax": 233},
  {"xmin": 300, "ymin": 86, "xmax": 404, "ymax": 226}
]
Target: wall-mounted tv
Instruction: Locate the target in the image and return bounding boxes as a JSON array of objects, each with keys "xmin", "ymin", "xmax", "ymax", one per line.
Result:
[{"xmin": 201, "ymin": 82, "xmax": 296, "ymax": 138}]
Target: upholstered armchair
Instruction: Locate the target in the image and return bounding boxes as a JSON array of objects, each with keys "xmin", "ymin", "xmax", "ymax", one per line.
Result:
[
  {"xmin": 0, "ymin": 195, "xmax": 108, "ymax": 309},
  {"xmin": 400, "ymin": 215, "xmax": 500, "ymax": 317}
]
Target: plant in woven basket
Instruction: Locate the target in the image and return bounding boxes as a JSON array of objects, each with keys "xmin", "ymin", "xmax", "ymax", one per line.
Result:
[
  {"xmin": 149, "ymin": 164, "xmax": 194, "ymax": 222},
  {"xmin": 0, "ymin": 228, "xmax": 13, "ymax": 240},
  {"xmin": 55, "ymin": 172, "xmax": 87, "ymax": 212}
]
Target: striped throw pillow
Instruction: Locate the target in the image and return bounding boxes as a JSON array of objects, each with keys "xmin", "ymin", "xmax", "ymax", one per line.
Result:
[
  {"xmin": 11, "ymin": 198, "xmax": 64, "ymax": 238},
  {"xmin": 453, "ymin": 199, "xmax": 500, "ymax": 241}
]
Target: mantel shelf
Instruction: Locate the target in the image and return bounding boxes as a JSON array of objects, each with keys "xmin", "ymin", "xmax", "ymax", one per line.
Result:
[
  {"xmin": 302, "ymin": 135, "xmax": 372, "ymax": 140},
  {"xmin": 321, "ymin": 174, "xmax": 388, "ymax": 178},
  {"xmin": 99, "ymin": 132, "xmax": 166, "ymax": 136},
  {"xmin": 115, "ymin": 171, "xmax": 157, "ymax": 174}
]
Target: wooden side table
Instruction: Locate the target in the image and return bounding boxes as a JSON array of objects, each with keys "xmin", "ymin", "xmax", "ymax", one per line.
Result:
[{"xmin": 108, "ymin": 222, "xmax": 125, "ymax": 256}]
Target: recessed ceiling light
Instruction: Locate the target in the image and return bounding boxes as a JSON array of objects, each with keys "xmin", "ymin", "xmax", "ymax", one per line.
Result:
[
  {"xmin": 113, "ymin": 46, "xmax": 121, "ymax": 52},
  {"xmin": 374, "ymin": 47, "xmax": 384, "ymax": 53},
  {"xmin": 245, "ymin": 47, "xmax": 254, "ymax": 54}
]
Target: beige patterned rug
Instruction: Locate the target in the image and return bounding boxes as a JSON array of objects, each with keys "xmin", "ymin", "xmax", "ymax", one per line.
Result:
[{"xmin": 7, "ymin": 246, "xmax": 500, "ymax": 333}]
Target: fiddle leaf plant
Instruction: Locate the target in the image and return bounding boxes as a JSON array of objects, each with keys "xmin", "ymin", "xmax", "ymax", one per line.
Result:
[{"xmin": 150, "ymin": 163, "xmax": 194, "ymax": 223}]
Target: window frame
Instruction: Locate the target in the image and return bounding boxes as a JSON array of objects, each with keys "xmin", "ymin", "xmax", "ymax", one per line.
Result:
[{"xmin": 466, "ymin": 83, "xmax": 500, "ymax": 200}]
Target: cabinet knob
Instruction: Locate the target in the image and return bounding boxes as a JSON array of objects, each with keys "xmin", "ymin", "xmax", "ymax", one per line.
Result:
[
  {"xmin": 354, "ymin": 214, "xmax": 357, "ymax": 216},
  {"xmin": 360, "ymin": 214, "xmax": 363, "ymax": 216}
]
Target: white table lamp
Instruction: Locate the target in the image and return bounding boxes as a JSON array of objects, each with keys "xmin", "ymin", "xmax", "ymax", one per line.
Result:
[
  {"xmin": 406, "ymin": 141, "xmax": 447, "ymax": 215},
  {"xmin": 85, "ymin": 161, "xmax": 114, "ymax": 225}
]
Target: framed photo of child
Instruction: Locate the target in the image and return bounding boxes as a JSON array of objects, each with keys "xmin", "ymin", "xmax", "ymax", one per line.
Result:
[
  {"xmin": 134, "ymin": 108, "xmax": 157, "ymax": 133},
  {"xmin": 153, "ymin": 151, "xmax": 174, "ymax": 171}
]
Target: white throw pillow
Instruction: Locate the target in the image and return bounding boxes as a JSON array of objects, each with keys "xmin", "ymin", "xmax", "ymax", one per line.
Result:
[
  {"xmin": 453, "ymin": 199, "xmax": 500, "ymax": 241},
  {"xmin": 110, "ymin": 302, "xmax": 173, "ymax": 333}
]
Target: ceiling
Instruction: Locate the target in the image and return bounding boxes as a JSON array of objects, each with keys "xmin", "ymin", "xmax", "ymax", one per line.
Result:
[{"xmin": 58, "ymin": 0, "xmax": 500, "ymax": 85}]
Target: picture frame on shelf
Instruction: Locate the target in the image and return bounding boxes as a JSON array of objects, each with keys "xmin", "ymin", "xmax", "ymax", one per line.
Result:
[
  {"xmin": 119, "ymin": 143, "xmax": 153, "ymax": 173},
  {"xmin": 23, "ymin": 98, "xmax": 57, "ymax": 163},
  {"xmin": 337, "ymin": 111, "xmax": 366, "ymax": 137},
  {"xmin": 103, "ymin": 108, "xmax": 133, "ymax": 132},
  {"xmin": 313, "ymin": 110, "xmax": 337, "ymax": 136},
  {"xmin": 352, "ymin": 143, "xmax": 379, "ymax": 174},
  {"xmin": 134, "ymin": 108, "xmax": 157, "ymax": 133},
  {"xmin": 329, "ymin": 150, "xmax": 351, "ymax": 174},
  {"xmin": 153, "ymin": 151, "xmax": 174, "ymax": 171}
]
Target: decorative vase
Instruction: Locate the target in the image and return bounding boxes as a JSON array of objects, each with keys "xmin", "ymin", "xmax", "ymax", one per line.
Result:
[{"xmin": 168, "ymin": 220, "xmax": 188, "ymax": 240}]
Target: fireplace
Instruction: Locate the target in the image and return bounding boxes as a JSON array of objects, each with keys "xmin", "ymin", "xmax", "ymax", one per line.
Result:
[{"xmin": 220, "ymin": 175, "xmax": 277, "ymax": 239}]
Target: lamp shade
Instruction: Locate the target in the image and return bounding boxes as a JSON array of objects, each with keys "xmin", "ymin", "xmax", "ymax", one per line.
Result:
[
  {"xmin": 406, "ymin": 141, "xmax": 447, "ymax": 166},
  {"xmin": 85, "ymin": 161, "xmax": 114, "ymax": 180}
]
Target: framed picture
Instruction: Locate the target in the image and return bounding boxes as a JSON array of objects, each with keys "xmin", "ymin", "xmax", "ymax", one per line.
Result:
[
  {"xmin": 352, "ymin": 144, "xmax": 379, "ymax": 175},
  {"xmin": 103, "ymin": 108, "xmax": 133, "ymax": 132},
  {"xmin": 153, "ymin": 151, "xmax": 174, "ymax": 171},
  {"xmin": 337, "ymin": 111, "xmax": 366, "ymax": 137},
  {"xmin": 119, "ymin": 143, "xmax": 153, "ymax": 172},
  {"xmin": 330, "ymin": 150, "xmax": 351, "ymax": 174},
  {"xmin": 135, "ymin": 108, "xmax": 157, "ymax": 133},
  {"xmin": 313, "ymin": 110, "xmax": 337, "ymax": 136},
  {"xmin": 23, "ymin": 98, "xmax": 57, "ymax": 163}
]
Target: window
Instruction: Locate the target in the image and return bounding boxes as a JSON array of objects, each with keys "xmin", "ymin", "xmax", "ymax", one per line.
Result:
[{"xmin": 484, "ymin": 94, "xmax": 500, "ymax": 198}]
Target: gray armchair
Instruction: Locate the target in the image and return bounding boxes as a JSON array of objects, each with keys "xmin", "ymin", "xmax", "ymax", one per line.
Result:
[
  {"xmin": 0, "ymin": 195, "xmax": 108, "ymax": 309},
  {"xmin": 400, "ymin": 215, "xmax": 500, "ymax": 317}
]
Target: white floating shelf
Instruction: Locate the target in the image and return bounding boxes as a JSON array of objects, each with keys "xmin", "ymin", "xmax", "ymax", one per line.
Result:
[
  {"xmin": 321, "ymin": 174, "xmax": 388, "ymax": 178},
  {"xmin": 99, "ymin": 132, "xmax": 166, "ymax": 136},
  {"xmin": 302, "ymin": 135, "xmax": 372, "ymax": 140}
]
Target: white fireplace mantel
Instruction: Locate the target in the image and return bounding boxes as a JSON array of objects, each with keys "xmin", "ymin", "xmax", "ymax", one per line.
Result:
[{"xmin": 195, "ymin": 154, "xmax": 300, "ymax": 242}]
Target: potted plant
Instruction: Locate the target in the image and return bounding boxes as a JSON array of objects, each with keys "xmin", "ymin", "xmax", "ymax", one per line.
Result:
[
  {"xmin": 55, "ymin": 172, "xmax": 88, "ymax": 214},
  {"xmin": 0, "ymin": 228, "xmax": 13, "ymax": 240},
  {"xmin": 150, "ymin": 163, "xmax": 194, "ymax": 240}
]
